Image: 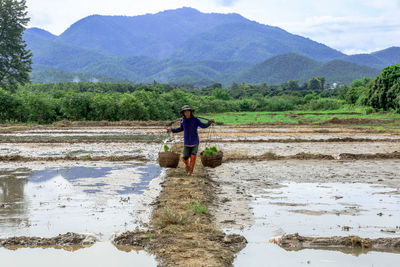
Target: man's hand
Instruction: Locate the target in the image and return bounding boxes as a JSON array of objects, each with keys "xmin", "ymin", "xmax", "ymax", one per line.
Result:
[
  {"xmin": 166, "ymin": 128, "xmax": 172, "ymax": 133},
  {"xmin": 209, "ymin": 119, "xmax": 215, "ymax": 123}
]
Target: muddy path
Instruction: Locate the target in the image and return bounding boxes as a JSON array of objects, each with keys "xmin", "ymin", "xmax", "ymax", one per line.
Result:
[{"xmin": 113, "ymin": 162, "xmax": 247, "ymax": 266}]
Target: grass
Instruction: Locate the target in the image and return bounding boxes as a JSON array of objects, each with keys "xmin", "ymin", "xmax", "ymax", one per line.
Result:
[
  {"xmin": 200, "ymin": 112, "xmax": 299, "ymax": 125},
  {"xmin": 185, "ymin": 200, "xmax": 208, "ymax": 215},
  {"xmin": 159, "ymin": 208, "xmax": 189, "ymax": 226},
  {"xmin": 199, "ymin": 107, "xmax": 400, "ymax": 130}
]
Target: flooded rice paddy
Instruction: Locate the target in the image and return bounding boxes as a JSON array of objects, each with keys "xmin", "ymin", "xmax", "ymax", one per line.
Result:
[
  {"xmin": 0, "ymin": 161, "xmax": 163, "ymax": 266},
  {"xmin": 0, "ymin": 162, "xmax": 163, "ymax": 238},
  {"xmin": 0, "ymin": 242, "xmax": 156, "ymax": 267},
  {"xmin": 210, "ymin": 160, "xmax": 400, "ymax": 266},
  {"xmin": 1, "ymin": 124, "xmax": 400, "ymax": 266}
]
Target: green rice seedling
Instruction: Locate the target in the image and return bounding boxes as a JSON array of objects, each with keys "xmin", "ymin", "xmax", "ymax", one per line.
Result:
[
  {"xmin": 164, "ymin": 145, "xmax": 170, "ymax": 152},
  {"xmin": 204, "ymin": 146, "xmax": 219, "ymax": 157}
]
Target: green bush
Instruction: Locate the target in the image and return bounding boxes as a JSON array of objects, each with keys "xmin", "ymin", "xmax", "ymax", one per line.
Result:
[{"xmin": 306, "ymin": 98, "xmax": 344, "ymax": 110}]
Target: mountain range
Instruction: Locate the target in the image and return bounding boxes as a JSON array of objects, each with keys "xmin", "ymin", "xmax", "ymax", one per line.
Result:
[{"xmin": 24, "ymin": 7, "xmax": 399, "ymax": 86}]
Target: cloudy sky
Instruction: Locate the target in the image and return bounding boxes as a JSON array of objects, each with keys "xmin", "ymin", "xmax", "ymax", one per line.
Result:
[{"xmin": 26, "ymin": 0, "xmax": 400, "ymax": 55}]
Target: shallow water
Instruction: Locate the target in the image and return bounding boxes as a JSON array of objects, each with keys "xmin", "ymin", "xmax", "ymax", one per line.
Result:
[
  {"xmin": 0, "ymin": 163, "xmax": 162, "ymax": 239},
  {"xmin": 231, "ymin": 183, "xmax": 400, "ymax": 266},
  {"xmin": 0, "ymin": 242, "xmax": 156, "ymax": 267}
]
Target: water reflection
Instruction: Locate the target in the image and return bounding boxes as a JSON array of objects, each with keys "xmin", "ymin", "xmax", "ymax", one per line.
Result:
[
  {"xmin": 0, "ymin": 164, "xmax": 162, "ymax": 238},
  {"xmin": 0, "ymin": 242, "xmax": 156, "ymax": 267},
  {"xmin": 0, "ymin": 169, "xmax": 32, "ymax": 232},
  {"xmin": 232, "ymin": 183, "xmax": 400, "ymax": 266}
]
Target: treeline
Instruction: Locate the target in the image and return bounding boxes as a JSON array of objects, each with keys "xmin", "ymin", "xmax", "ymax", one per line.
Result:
[
  {"xmin": 0, "ymin": 80, "xmax": 343, "ymax": 124},
  {"xmin": 338, "ymin": 64, "xmax": 400, "ymax": 112},
  {"xmin": 22, "ymin": 76, "xmax": 330, "ymax": 96},
  {"xmin": 2, "ymin": 66, "xmax": 397, "ymax": 124}
]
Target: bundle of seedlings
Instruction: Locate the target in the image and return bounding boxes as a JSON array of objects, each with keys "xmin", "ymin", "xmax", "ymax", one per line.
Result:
[{"xmin": 200, "ymin": 145, "xmax": 223, "ymax": 168}]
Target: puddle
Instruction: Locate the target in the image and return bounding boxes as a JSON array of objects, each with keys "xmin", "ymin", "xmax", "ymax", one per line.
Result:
[
  {"xmin": 0, "ymin": 163, "xmax": 163, "ymax": 239},
  {"xmin": 229, "ymin": 183, "xmax": 400, "ymax": 266},
  {"xmin": 0, "ymin": 242, "xmax": 156, "ymax": 267}
]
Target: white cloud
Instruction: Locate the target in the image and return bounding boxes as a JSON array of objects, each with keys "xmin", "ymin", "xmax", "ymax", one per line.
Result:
[
  {"xmin": 26, "ymin": 0, "xmax": 400, "ymax": 53},
  {"xmin": 280, "ymin": 14, "xmax": 400, "ymax": 54},
  {"xmin": 216, "ymin": 0, "xmax": 240, "ymax": 7}
]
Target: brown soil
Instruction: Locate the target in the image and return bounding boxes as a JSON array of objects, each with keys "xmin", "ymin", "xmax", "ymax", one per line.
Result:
[
  {"xmin": 51, "ymin": 120, "xmax": 170, "ymax": 127},
  {"xmin": 113, "ymin": 162, "xmax": 247, "ymax": 266},
  {"xmin": 339, "ymin": 151, "xmax": 400, "ymax": 160},
  {"xmin": 2, "ymin": 137, "xmax": 399, "ymax": 145},
  {"xmin": 224, "ymin": 151, "xmax": 400, "ymax": 162},
  {"xmin": 208, "ymin": 138, "xmax": 400, "ymax": 144},
  {"xmin": 0, "ymin": 155, "xmax": 147, "ymax": 162},
  {"xmin": 321, "ymin": 117, "xmax": 393, "ymax": 125},
  {"xmin": 297, "ymin": 112, "xmax": 363, "ymax": 116},
  {"xmin": 290, "ymin": 152, "xmax": 335, "ymax": 160},
  {"xmin": 224, "ymin": 152, "xmax": 335, "ymax": 162},
  {"xmin": 274, "ymin": 233, "xmax": 400, "ymax": 253},
  {"xmin": 0, "ymin": 232, "xmax": 96, "ymax": 251},
  {"xmin": 0, "ymin": 139, "xmax": 161, "ymax": 144}
]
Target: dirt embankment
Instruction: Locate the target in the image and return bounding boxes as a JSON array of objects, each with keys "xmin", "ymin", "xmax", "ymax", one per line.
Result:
[
  {"xmin": 272, "ymin": 233, "xmax": 400, "ymax": 254},
  {"xmin": 0, "ymin": 155, "xmax": 147, "ymax": 162},
  {"xmin": 320, "ymin": 117, "xmax": 394, "ymax": 125},
  {"xmin": 223, "ymin": 151, "xmax": 400, "ymax": 162},
  {"xmin": 113, "ymin": 163, "xmax": 247, "ymax": 266},
  {"xmin": 2, "ymin": 137, "xmax": 400, "ymax": 145},
  {"xmin": 6, "ymin": 150, "xmax": 398, "ymax": 163},
  {"xmin": 339, "ymin": 151, "xmax": 400, "ymax": 160},
  {"xmin": 0, "ymin": 233, "xmax": 97, "ymax": 251},
  {"xmin": 214, "ymin": 138, "xmax": 400, "ymax": 143}
]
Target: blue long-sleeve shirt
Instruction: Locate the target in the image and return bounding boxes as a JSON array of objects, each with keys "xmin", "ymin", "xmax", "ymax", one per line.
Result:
[{"xmin": 172, "ymin": 117, "xmax": 211, "ymax": 146}]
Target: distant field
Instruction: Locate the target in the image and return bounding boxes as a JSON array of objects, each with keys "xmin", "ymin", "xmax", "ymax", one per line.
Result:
[{"xmin": 200, "ymin": 108, "xmax": 400, "ymax": 131}]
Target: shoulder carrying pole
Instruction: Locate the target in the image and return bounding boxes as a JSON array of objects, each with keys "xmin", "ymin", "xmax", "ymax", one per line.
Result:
[{"xmin": 166, "ymin": 116, "xmax": 211, "ymax": 127}]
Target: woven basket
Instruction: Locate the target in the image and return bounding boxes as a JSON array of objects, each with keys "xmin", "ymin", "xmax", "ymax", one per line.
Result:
[
  {"xmin": 200, "ymin": 151, "xmax": 223, "ymax": 168},
  {"xmin": 158, "ymin": 152, "xmax": 180, "ymax": 168}
]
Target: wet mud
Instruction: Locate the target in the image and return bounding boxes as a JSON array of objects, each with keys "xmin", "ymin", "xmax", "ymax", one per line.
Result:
[
  {"xmin": 224, "ymin": 151, "xmax": 400, "ymax": 162},
  {"xmin": 0, "ymin": 232, "xmax": 97, "ymax": 250},
  {"xmin": 0, "ymin": 154, "xmax": 147, "ymax": 162},
  {"xmin": 273, "ymin": 233, "xmax": 400, "ymax": 253},
  {"xmin": 320, "ymin": 117, "xmax": 393, "ymax": 125},
  {"xmin": 209, "ymin": 160, "xmax": 400, "ymax": 266}
]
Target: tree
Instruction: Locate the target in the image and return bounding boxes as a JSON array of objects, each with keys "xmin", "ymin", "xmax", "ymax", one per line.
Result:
[
  {"xmin": 282, "ymin": 80, "xmax": 300, "ymax": 91},
  {"xmin": 0, "ymin": 0, "xmax": 32, "ymax": 91},
  {"xmin": 0, "ymin": 88, "xmax": 15, "ymax": 122},
  {"xmin": 212, "ymin": 88, "xmax": 231, "ymax": 100},
  {"xmin": 61, "ymin": 92, "xmax": 91, "ymax": 120},
  {"xmin": 118, "ymin": 93, "xmax": 149, "ymax": 121},
  {"xmin": 366, "ymin": 64, "xmax": 400, "ymax": 111},
  {"xmin": 308, "ymin": 77, "xmax": 324, "ymax": 90}
]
